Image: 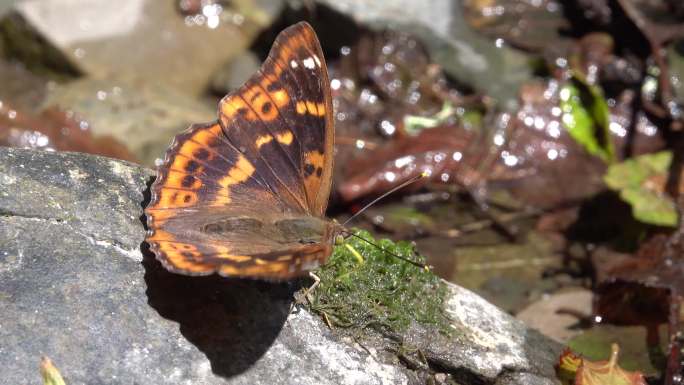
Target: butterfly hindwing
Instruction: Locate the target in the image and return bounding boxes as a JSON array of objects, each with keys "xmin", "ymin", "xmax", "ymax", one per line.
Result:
[
  {"xmin": 145, "ymin": 121, "xmax": 334, "ymax": 279},
  {"xmin": 147, "ymin": 227, "xmax": 332, "ymax": 279},
  {"xmin": 145, "ymin": 122, "xmax": 288, "ymax": 219}
]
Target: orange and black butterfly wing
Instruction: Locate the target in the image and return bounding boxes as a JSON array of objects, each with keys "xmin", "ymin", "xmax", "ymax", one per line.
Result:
[
  {"xmin": 144, "ymin": 122, "xmax": 332, "ymax": 279},
  {"xmin": 144, "ymin": 121, "xmax": 286, "ymax": 274},
  {"xmin": 144, "ymin": 22, "xmax": 335, "ymax": 279},
  {"xmin": 218, "ymin": 21, "xmax": 334, "ymax": 217}
]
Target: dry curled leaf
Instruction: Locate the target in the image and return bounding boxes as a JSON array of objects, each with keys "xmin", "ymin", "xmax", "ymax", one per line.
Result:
[{"xmin": 559, "ymin": 344, "xmax": 648, "ymax": 385}]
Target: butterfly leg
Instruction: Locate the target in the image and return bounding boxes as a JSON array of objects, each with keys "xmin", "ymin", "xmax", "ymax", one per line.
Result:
[
  {"xmin": 304, "ymin": 271, "xmax": 320, "ymax": 304},
  {"xmin": 303, "ymin": 272, "xmax": 334, "ymax": 328}
]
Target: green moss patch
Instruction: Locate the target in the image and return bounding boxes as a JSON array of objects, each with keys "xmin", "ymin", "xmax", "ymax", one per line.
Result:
[{"xmin": 308, "ymin": 229, "xmax": 452, "ymax": 335}]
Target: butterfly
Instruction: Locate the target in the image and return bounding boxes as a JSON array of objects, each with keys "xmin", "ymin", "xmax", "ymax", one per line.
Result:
[{"xmin": 144, "ymin": 22, "xmax": 343, "ymax": 280}]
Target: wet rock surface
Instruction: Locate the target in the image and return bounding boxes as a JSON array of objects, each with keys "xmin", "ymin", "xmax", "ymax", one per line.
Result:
[
  {"xmin": 3, "ymin": 0, "xmax": 276, "ymax": 95},
  {"xmin": 310, "ymin": 0, "xmax": 532, "ymax": 106},
  {"xmin": 0, "ymin": 147, "xmax": 561, "ymax": 384},
  {"xmin": 40, "ymin": 78, "xmax": 215, "ymax": 166}
]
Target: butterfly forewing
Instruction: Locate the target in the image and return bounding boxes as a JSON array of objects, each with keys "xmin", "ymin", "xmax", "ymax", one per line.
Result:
[
  {"xmin": 145, "ymin": 22, "xmax": 336, "ymax": 279},
  {"xmin": 219, "ymin": 22, "xmax": 334, "ymax": 216}
]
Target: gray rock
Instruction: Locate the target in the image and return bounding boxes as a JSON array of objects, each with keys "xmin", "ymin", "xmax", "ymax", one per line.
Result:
[
  {"xmin": 436, "ymin": 285, "xmax": 562, "ymax": 384},
  {"xmin": 4, "ymin": 0, "xmax": 281, "ymax": 95},
  {"xmin": 40, "ymin": 78, "xmax": 215, "ymax": 166},
  {"xmin": 0, "ymin": 60, "xmax": 49, "ymax": 112},
  {"xmin": 0, "ymin": 147, "xmax": 562, "ymax": 384},
  {"xmin": 0, "ymin": 0, "xmax": 18, "ymax": 19},
  {"xmin": 210, "ymin": 52, "xmax": 262, "ymax": 95},
  {"xmin": 306, "ymin": 0, "xmax": 532, "ymax": 108}
]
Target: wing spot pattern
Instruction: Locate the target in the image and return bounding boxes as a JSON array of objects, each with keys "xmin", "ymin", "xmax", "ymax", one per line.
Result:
[
  {"xmin": 221, "ymin": 97, "xmax": 257, "ymax": 121},
  {"xmin": 296, "ymin": 101, "xmax": 307, "ymax": 115},
  {"xmin": 167, "ymin": 170, "xmax": 201, "ymax": 190},
  {"xmin": 157, "ymin": 189, "xmax": 198, "ymax": 208},
  {"xmin": 256, "ymin": 73, "xmax": 290, "ymax": 107},
  {"xmin": 276, "ymin": 130, "xmax": 293, "ymax": 145},
  {"xmin": 304, "ymin": 163, "xmax": 315, "ymax": 176},
  {"xmin": 217, "ymin": 253, "xmax": 252, "ymax": 262},
  {"xmin": 240, "ymin": 86, "xmax": 289, "ymax": 122},
  {"xmin": 185, "ymin": 160, "xmax": 201, "ymax": 173},
  {"xmin": 210, "ymin": 246, "xmax": 253, "ymax": 262},
  {"xmin": 181, "ymin": 175, "xmax": 200, "ymax": 189},
  {"xmin": 271, "ymin": 89, "xmax": 289, "ymax": 105},
  {"xmin": 156, "ymin": 241, "xmax": 214, "ymax": 274},
  {"xmin": 303, "ymin": 57, "xmax": 315, "ymax": 69},
  {"xmin": 170, "ymin": 154, "xmax": 204, "ymax": 176},
  {"xmin": 305, "ymin": 101, "xmax": 317, "ymax": 115},
  {"xmin": 214, "ymin": 154, "xmax": 256, "ymax": 205},
  {"xmin": 164, "ymin": 124, "xmax": 225, "ymax": 178},
  {"xmin": 303, "ymin": 150, "xmax": 325, "ymax": 205},
  {"xmin": 219, "ymin": 262, "xmax": 288, "ymax": 276},
  {"xmin": 295, "ymin": 101, "xmax": 326, "ymax": 117},
  {"xmin": 296, "ymin": 101, "xmax": 327, "ymax": 117},
  {"xmin": 255, "ymin": 134, "xmax": 274, "ymax": 148},
  {"xmin": 194, "ymin": 148, "xmax": 211, "ymax": 160}
]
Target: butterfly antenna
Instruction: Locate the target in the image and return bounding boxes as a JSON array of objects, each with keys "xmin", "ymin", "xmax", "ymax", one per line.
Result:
[
  {"xmin": 342, "ymin": 171, "xmax": 428, "ymax": 227},
  {"xmin": 340, "ymin": 171, "xmax": 431, "ymax": 270},
  {"xmin": 347, "ymin": 232, "xmax": 430, "ymax": 270}
]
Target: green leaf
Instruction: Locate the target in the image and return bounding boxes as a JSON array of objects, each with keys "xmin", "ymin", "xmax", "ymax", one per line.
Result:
[
  {"xmin": 403, "ymin": 102, "xmax": 482, "ymax": 135},
  {"xmin": 404, "ymin": 102, "xmax": 455, "ymax": 135},
  {"xmin": 40, "ymin": 357, "xmax": 66, "ymax": 385},
  {"xmin": 559, "ymin": 81, "xmax": 614, "ymax": 162},
  {"xmin": 604, "ymin": 151, "xmax": 678, "ymax": 227},
  {"xmin": 620, "ymin": 187, "xmax": 677, "ymax": 227}
]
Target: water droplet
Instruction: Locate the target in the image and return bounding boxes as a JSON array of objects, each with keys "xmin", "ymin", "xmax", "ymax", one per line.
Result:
[
  {"xmin": 555, "ymin": 57, "xmax": 568, "ymax": 68},
  {"xmin": 207, "ymin": 15, "xmax": 219, "ymax": 29},
  {"xmin": 547, "ymin": 149, "xmax": 558, "ymax": 160},
  {"xmin": 379, "ymin": 120, "xmax": 396, "ymax": 136},
  {"xmin": 547, "ymin": 120, "xmax": 561, "ymax": 138},
  {"xmin": 394, "ymin": 155, "xmax": 414, "ymax": 168},
  {"xmin": 609, "ymin": 121, "xmax": 627, "ymax": 137}
]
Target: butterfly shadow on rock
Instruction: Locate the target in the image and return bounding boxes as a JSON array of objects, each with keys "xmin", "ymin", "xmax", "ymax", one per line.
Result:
[{"xmin": 140, "ymin": 178, "xmax": 300, "ymax": 378}]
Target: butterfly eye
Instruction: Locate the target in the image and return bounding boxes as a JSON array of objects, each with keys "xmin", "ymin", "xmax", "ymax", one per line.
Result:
[{"xmin": 334, "ymin": 234, "xmax": 345, "ymax": 245}]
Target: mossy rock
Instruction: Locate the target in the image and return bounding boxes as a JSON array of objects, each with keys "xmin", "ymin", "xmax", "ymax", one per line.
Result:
[{"xmin": 308, "ymin": 229, "xmax": 452, "ymax": 336}]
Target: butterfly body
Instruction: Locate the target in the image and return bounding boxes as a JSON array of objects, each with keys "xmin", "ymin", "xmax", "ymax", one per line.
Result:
[{"xmin": 145, "ymin": 22, "xmax": 338, "ymax": 280}]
